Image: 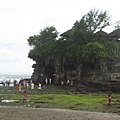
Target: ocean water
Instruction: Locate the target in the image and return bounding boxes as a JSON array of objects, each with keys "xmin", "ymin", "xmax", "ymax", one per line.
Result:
[
  {"xmin": 0, "ymin": 74, "xmax": 31, "ymax": 79},
  {"xmin": 0, "ymin": 74, "xmax": 31, "ymax": 86}
]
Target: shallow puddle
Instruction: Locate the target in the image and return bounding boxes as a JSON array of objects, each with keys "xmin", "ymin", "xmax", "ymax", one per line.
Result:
[{"xmin": 2, "ymin": 100, "xmax": 19, "ymax": 103}]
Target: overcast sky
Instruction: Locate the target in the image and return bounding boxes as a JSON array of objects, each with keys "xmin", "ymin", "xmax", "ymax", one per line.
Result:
[{"xmin": 0, "ymin": 0, "xmax": 120, "ymax": 75}]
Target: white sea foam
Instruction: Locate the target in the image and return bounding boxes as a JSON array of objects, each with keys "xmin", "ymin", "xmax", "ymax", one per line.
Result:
[{"xmin": 0, "ymin": 74, "xmax": 31, "ymax": 86}]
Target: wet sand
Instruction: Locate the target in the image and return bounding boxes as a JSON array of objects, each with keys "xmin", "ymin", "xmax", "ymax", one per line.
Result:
[{"xmin": 0, "ymin": 107, "xmax": 120, "ymax": 120}]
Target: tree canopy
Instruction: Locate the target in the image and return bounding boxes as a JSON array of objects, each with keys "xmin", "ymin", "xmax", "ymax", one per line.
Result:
[{"xmin": 28, "ymin": 9, "xmax": 120, "ymax": 67}]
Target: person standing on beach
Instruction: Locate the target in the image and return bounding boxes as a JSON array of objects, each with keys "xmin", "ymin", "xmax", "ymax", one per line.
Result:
[
  {"xmin": 2, "ymin": 79, "xmax": 5, "ymax": 87},
  {"xmin": 31, "ymin": 82, "xmax": 34, "ymax": 90},
  {"xmin": 19, "ymin": 83, "xmax": 22, "ymax": 91},
  {"xmin": 38, "ymin": 83, "xmax": 41, "ymax": 90},
  {"xmin": 26, "ymin": 81, "xmax": 28, "ymax": 89},
  {"xmin": 8, "ymin": 79, "xmax": 10, "ymax": 86},
  {"xmin": 45, "ymin": 78, "xmax": 48, "ymax": 84},
  {"xmin": 23, "ymin": 91, "xmax": 28, "ymax": 106},
  {"xmin": 108, "ymin": 94, "xmax": 112, "ymax": 105}
]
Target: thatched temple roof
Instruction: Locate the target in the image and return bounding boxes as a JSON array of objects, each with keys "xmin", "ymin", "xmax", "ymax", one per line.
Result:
[
  {"xmin": 109, "ymin": 29, "xmax": 120, "ymax": 37},
  {"xmin": 95, "ymin": 30, "xmax": 108, "ymax": 36}
]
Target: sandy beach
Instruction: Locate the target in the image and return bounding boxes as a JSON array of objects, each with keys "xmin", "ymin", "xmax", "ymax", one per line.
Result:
[{"xmin": 0, "ymin": 107, "xmax": 120, "ymax": 120}]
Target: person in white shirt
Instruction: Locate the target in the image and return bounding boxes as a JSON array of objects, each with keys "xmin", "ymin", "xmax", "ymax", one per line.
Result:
[
  {"xmin": 38, "ymin": 83, "xmax": 41, "ymax": 90},
  {"xmin": 31, "ymin": 82, "xmax": 34, "ymax": 90}
]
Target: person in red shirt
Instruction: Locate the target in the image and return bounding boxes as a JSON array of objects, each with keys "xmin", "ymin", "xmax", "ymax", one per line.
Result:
[
  {"xmin": 108, "ymin": 94, "xmax": 112, "ymax": 105},
  {"xmin": 23, "ymin": 91, "xmax": 28, "ymax": 106}
]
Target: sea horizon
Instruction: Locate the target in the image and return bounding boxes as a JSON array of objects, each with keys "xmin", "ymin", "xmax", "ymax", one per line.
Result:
[{"xmin": 0, "ymin": 74, "xmax": 32, "ymax": 80}]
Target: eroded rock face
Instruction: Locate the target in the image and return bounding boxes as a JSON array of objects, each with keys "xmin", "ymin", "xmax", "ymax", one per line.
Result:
[
  {"xmin": 30, "ymin": 56, "xmax": 120, "ymax": 93},
  {"xmin": 31, "ymin": 56, "xmax": 120, "ymax": 87},
  {"xmin": 31, "ymin": 58, "xmax": 45, "ymax": 84}
]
